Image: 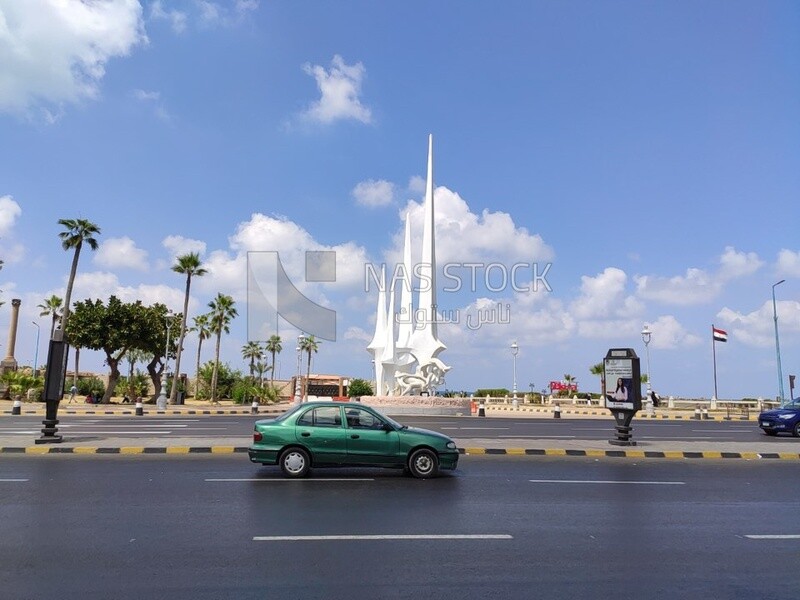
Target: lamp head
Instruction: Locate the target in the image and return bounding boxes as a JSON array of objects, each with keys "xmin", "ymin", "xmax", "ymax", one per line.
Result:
[
  {"xmin": 641, "ymin": 324, "xmax": 652, "ymax": 345},
  {"xmin": 510, "ymin": 341, "xmax": 519, "ymax": 356}
]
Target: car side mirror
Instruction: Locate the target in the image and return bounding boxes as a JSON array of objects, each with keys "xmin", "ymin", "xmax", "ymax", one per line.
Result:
[{"xmin": 382, "ymin": 423, "xmax": 394, "ymax": 432}]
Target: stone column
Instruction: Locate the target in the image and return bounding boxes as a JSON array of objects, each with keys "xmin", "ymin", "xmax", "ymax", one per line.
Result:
[{"xmin": 2, "ymin": 298, "xmax": 21, "ymax": 368}]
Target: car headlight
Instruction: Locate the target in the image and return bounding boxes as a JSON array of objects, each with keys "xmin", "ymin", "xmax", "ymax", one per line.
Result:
[
  {"xmin": 446, "ymin": 441, "xmax": 456, "ymax": 450},
  {"xmin": 778, "ymin": 414, "xmax": 795, "ymax": 420}
]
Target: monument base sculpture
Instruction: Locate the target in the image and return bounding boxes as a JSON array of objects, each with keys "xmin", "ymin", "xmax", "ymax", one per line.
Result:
[{"xmin": 360, "ymin": 395, "xmax": 471, "ymax": 416}]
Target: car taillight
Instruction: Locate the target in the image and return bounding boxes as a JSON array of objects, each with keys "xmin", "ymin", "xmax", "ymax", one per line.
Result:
[{"xmin": 253, "ymin": 431, "xmax": 263, "ymax": 442}]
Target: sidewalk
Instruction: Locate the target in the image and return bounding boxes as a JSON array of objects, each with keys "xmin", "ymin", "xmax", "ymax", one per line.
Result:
[{"xmin": 1, "ymin": 398, "xmax": 798, "ymax": 460}]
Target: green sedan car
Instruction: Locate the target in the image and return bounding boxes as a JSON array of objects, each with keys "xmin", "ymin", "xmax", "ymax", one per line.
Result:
[{"xmin": 248, "ymin": 401, "xmax": 459, "ymax": 479}]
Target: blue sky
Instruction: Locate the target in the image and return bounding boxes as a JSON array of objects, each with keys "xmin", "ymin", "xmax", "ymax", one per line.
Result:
[{"xmin": 0, "ymin": 0, "xmax": 799, "ymax": 399}]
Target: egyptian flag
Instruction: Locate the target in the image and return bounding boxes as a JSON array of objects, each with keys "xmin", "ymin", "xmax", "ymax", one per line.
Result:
[{"xmin": 713, "ymin": 326, "xmax": 728, "ymax": 343}]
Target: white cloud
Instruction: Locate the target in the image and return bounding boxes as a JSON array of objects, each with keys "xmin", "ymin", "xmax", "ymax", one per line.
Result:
[
  {"xmin": 196, "ymin": 213, "xmax": 372, "ymax": 302},
  {"xmin": 94, "ymin": 237, "xmax": 149, "ymax": 271},
  {"xmin": 717, "ymin": 300, "xmax": 800, "ymax": 348},
  {"xmin": 133, "ymin": 89, "xmax": 159, "ymax": 101},
  {"xmin": 407, "ymin": 176, "xmax": 425, "ymax": 194},
  {"xmin": 149, "ymin": 1, "xmax": 187, "ymax": 33},
  {"xmin": 634, "ymin": 246, "xmax": 763, "ymax": 306},
  {"xmin": 643, "ymin": 315, "xmax": 702, "ymax": 349},
  {"xmin": 343, "ymin": 326, "xmax": 371, "ymax": 343},
  {"xmin": 394, "ymin": 186, "xmax": 554, "ymax": 270},
  {"xmin": 132, "ymin": 88, "xmax": 171, "ymax": 122},
  {"xmin": 163, "ymin": 235, "xmax": 207, "ymax": 262},
  {"xmin": 777, "ymin": 249, "xmax": 800, "ymax": 277},
  {"xmin": 0, "ymin": 0, "xmax": 147, "ymax": 117},
  {"xmin": 717, "ymin": 246, "xmax": 763, "ymax": 280},
  {"xmin": 300, "ymin": 55, "xmax": 372, "ymax": 125},
  {"xmin": 70, "ymin": 271, "xmax": 191, "ymax": 314},
  {"xmin": 0, "ymin": 195, "xmax": 21, "ymax": 235},
  {"xmin": 196, "ymin": 0, "xmax": 258, "ymax": 27},
  {"xmin": 352, "ymin": 179, "xmax": 394, "ymax": 208}
]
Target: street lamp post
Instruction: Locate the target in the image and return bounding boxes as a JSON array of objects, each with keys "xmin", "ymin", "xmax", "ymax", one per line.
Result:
[
  {"xmin": 641, "ymin": 324, "xmax": 652, "ymax": 409},
  {"xmin": 32, "ymin": 322, "xmax": 40, "ymax": 378},
  {"xmin": 772, "ymin": 279, "xmax": 786, "ymax": 405},
  {"xmin": 156, "ymin": 313, "xmax": 174, "ymax": 409},
  {"xmin": 510, "ymin": 341, "xmax": 519, "ymax": 404}
]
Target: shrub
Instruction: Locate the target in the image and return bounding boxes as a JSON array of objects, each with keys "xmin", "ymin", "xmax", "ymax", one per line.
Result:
[
  {"xmin": 347, "ymin": 378, "xmax": 373, "ymax": 398},
  {"xmin": 474, "ymin": 388, "xmax": 510, "ymax": 398}
]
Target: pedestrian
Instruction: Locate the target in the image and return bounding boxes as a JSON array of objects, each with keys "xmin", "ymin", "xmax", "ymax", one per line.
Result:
[{"xmin": 69, "ymin": 384, "xmax": 78, "ymax": 404}]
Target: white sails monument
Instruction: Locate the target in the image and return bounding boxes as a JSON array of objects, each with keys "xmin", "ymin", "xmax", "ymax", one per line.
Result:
[{"xmin": 367, "ymin": 135, "xmax": 451, "ymax": 396}]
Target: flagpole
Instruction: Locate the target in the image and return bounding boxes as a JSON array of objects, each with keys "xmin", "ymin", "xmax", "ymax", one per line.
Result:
[{"xmin": 712, "ymin": 324, "xmax": 719, "ymax": 400}]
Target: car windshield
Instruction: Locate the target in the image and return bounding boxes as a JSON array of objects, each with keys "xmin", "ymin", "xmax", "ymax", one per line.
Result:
[{"xmin": 784, "ymin": 400, "xmax": 800, "ymax": 409}]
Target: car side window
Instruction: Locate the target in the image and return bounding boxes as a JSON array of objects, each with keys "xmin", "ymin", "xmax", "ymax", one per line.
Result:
[
  {"xmin": 296, "ymin": 409, "xmax": 313, "ymax": 426},
  {"xmin": 310, "ymin": 406, "xmax": 342, "ymax": 427},
  {"xmin": 346, "ymin": 408, "xmax": 384, "ymax": 430}
]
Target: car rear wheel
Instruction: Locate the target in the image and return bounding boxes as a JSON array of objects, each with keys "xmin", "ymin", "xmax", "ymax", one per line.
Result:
[
  {"xmin": 408, "ymin": 448, "xmax": 439, "ymax": 479},
  {"xmin": 793, "ymin": 423, "xmax": 800, "ymax": 438},
  {"xmin": 280, "ymin": 447, "xmax": 310, "ymax": 478}
]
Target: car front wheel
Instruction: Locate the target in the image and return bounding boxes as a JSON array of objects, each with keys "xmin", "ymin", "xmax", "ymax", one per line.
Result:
[
  {"xmin": 793, "ymin": 423, "xmax": 800, "ymax": 438},
  {"xmin": 280, "ymin": 447, "xmax": 311, "ymax": 478},
  {"xmin": 408, "ymin": 448, "xmax": 439, "ymax": 479}
]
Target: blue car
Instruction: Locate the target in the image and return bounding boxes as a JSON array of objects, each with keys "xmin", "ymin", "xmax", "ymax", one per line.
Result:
[{"xmin": 758, "ymin": 399, "xmax": 800, "ymax": 437}]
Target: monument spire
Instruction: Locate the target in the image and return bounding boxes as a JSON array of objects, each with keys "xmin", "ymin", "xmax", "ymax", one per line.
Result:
[
  {"xmin": 367, "ymin": 265, "xmax": 387, "ymax": 395},
  {"xmin": 411, "ymin": 134, "xmax": 446, "ymax": 366}
]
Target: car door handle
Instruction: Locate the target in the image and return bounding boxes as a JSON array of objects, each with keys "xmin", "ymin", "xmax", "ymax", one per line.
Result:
[
  {"xmin": 350, "ymin": 434, "xmax": 360, "ymax": 439},
  {"xmin": 301, "ymin": 432, "xmax": 311, "ymax": 437}
]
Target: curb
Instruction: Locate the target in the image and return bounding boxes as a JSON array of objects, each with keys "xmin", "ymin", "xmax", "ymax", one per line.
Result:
[
  {"xmin": 2, "ymin": 446, "xmax": 797, "ymax": 460},
  {"xmin": 1, "ymin": 409, "xmax": 283, "ymax": 416}
]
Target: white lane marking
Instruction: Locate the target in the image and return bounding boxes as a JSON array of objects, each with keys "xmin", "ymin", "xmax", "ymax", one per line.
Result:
[
  {"xmin": 498, "ymin": 435, "xmax": 576, "ymax": 439},
  {"xmin": 1, "ymin": 430, "xmax": 174, "ymax": 434},
  {"xmin": 530, "ymin": 480, "xmax": 685, "ymax": 485},
  {"xmin": 689, "ymin": 430, "xmax": 752, "ymax": 434},
  {"xmin": 441, "ymin": 427, "xmax": 509, "ymax": 430},
  {"xmin": 0, "ymin": 431, "xmax": 39, "ymax": 435},
  {"xmin": 253, "ymin": 534, "xmax": 514, "ymax": 541},
  {"xmin": 572, "ymin": 426, "xmax": 682, "ymax": 430},
  {"xmin": 206, "ymin": 478, "xmax": 375, "ymax": 482},
  {"xmin": 0, "ymin": 479, "xmax": 29, "ymax": 482},
  {"xmin": 59, "ymin": 423, "xmax": 188, "ymax": 429},
  {"xmin": 639, "ymin": 436, "xmax": 738, "ymax": 440},
  {"xmin": 745, "ymin": 535, "xmax": 800, "ymax": 540}
]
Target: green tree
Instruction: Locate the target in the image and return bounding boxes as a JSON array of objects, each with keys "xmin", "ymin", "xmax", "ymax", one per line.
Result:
[
  {"xmin": 265, "ymin": 334, "xmax": 282, "ymax": 385},
  {"xmin": 67, "ymin": 296, "xmax": 151, "ymax": 403},
  {"xmin": 191, "ymin": 313, "xmax": 211, "ymax": 396},
  {"xmin": 38, "ymin": 295, "xmax": 63, "ymax": 338},
  {"xmin": 169, "ymin": 252, "xmax": 207, "ymax": 404},
  {"xmin": 208, "ymin": 294, "xmax": 238, "ymax": 404},
  {"xmin": 299, "ymin": 334, "xmax": 320, "ymax": 400},
  {"xmin": 347, "ymin": 378, "xmax": 373, "ymax": 398}
]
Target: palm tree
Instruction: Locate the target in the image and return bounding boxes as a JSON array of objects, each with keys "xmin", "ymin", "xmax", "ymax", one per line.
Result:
[
  {"xmin": 208, "ymin": 294, "xmax": 237, "ymax": 404},
  {"xmin": 241, "ymin": 341, "xmax": 264, "ymax": 384},
  {"xmin": 38, "ymin": 295, "xmax": 63, "ymax": 338},
  {"xmin": 191, "ymin": 313, "xmax": 211, "ymax": 397},
  {"xmin": 563, "ymin": 374, "xmax": 576, "ymax": 396},
  {"xmin": 590, "ymin": 362, "xmax": 605, "ymax": 397},
  {"xmin": 169, "ymin": 253, "xmax": 207, "ymax": 403},
  {"xmin": 299, "ymin": 335, "xmax": 320, "ymax": 400},
  {"xmin": 58, "ymin": 218, "xmax": 100, "ymax": 389},
  {"xmin": 254, "ymin": 360, "xmax": 271, "ymax": 387},
  {"xmin": 265, "ymin": 335, "xmax": 282, "ymax": 385},
  {"xmin": 57, "ymin": 218, "xmax": 101, "ymax": 334}
]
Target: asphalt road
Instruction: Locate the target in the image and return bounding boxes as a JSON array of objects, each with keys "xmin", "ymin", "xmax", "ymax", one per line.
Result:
[
  {"xmin": 2, "ymin": 455, "xmax": 798, "ymax": 600},
  {"xmin": 0, "ymin": 414, "xmax": 783, "ymax": 444}
]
